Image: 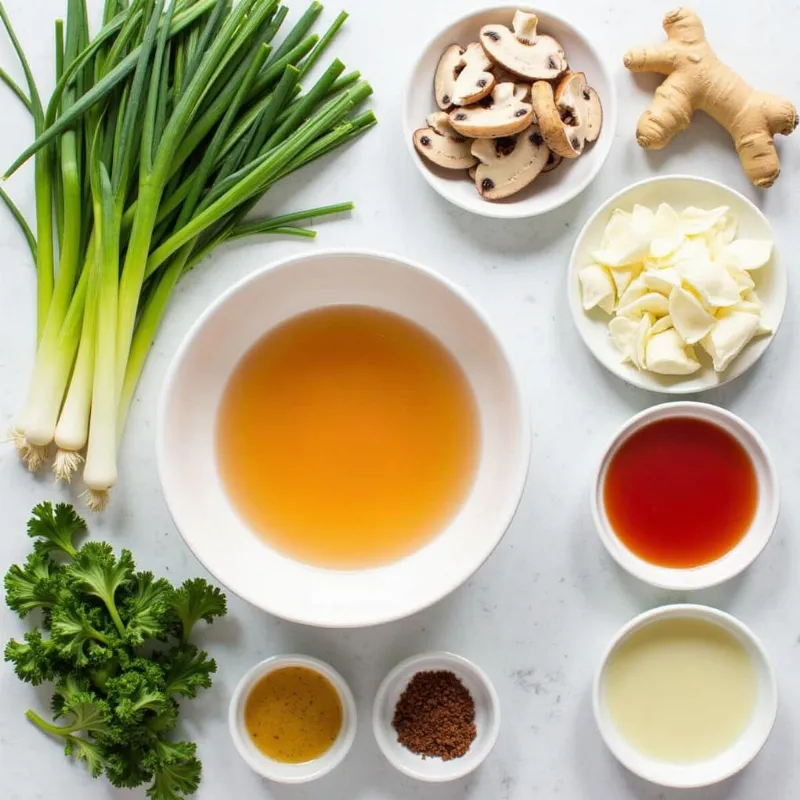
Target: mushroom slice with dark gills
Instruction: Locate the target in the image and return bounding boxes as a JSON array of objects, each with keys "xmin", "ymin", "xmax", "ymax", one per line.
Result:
[
  {"xmin": 413, "ymin": 111, "xmax": 478, "ymax": 169},
  {"xmin": 532, "ymin": 71, "xmax": 603, "ymax": 158},
  {"xmin": 449, "ymin": 82, "xmax": 533, "ymax": 139},
  {"xmin": 450, "ymin": 43, "xmax": 496, "ymax": 106},
  {"xmin": 541, "ymin": 150, "xmax": 563, "ymax": 173},
  {"xmin": 434, "ymin": 44, "xmax": 465, "ymax": 110},
  {"xmin": 480, "ymin": 11, "xmax": 567, "ymax": 81},
  {"xmin": 471, "ymin": 124, "xmax": 550, "ymax": 200}
]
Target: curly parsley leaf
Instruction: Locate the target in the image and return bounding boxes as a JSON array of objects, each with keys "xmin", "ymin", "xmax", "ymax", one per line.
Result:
[
  {"xmin": 120, "ymin": 571, "xmax": 174, "ymax": 645},
  {"xmin": 171, "ymin": 578, "xmax": 227, "ymax": 643},
  {"xmin": 144, "ymin": 740, "xmax": 202, "ymax": 800},
  {"xmin": 4, "ymin": 550, "xmax": 64, "ymax": 617},
  {"xmin": 4, "ymin": 630, "xmax": 67, "ymax": 685},
  {"xmin": 27, "ymin": 502, "xmax": 86, "ymax": 558},
  {"xmin": 68, "ymin": 543, "xmax": 134, "ymax": 636},
  {"xmin": 159, "ymin": 644, "xmax": 217, "ymax": 699}
]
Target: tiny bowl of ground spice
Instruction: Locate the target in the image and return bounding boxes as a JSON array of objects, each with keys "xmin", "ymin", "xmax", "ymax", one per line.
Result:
[{"xmin": 372, "ymin": 651, "xmax": 500, "ymax": 781}]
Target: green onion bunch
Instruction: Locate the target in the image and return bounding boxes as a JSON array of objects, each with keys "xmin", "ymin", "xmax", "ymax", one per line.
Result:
[{"xmin": 0, "ymin": 0, "xmax": 376, "ymax": 509}]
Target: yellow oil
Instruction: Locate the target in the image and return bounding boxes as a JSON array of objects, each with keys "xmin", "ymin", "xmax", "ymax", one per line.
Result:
[
  {"xmin": 603, "ymin": 617, "xmax": 757, "ymax": 763},
  {"xmin": 216, "ymin": 305, "xmax": 480, "ymax": 568},
  {"xmin": 244, "ymin": 666, "xmax": 343, "ymax": 763}
]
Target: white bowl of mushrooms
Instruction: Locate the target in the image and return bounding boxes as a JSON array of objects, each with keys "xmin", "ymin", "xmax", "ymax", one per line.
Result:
[{"xmin": 404, "ymin": 6, "xmax": 616, "ymax": 218}]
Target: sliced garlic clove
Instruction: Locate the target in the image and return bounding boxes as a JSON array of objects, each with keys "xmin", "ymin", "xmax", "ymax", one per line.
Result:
[
  {"xmin": 579, "ymin": 264, "xmax": 616, "ymax": 314},
  {"xmin": 680, "ymin": 205, "xmax": 729, "ymax": 236},
  {"xmin": 646, "ymin": 328, "xmax": 701, "ymax": 375},
  {"xmin": 700, "ymin": 312, "xmax": 760, "ymax": 372},
  {"xmin": 609, "ymin": 264, "xmax": 643, "ymax": 299},
  {"xmin": 641, "ymin": 267, "xmax": 681, "ymax": 296},
  {"xmin": 714, "ymin": 213, "xmax": 738, "ymax": 246},
  {"xmin": 631, "ymin": 204, "xmax": 655, "ymax": 238},
  {"xmin": 723, "ymin": 239, "xmax": 773, "ymax": 271},
  {"xmin": 608, "ymin": 316, "xmax": 639, "ymax": 362},
  {"xmin": 677, "ymin": 255, "xmax": 742, "ymax": 308},
  {"xmin": 650, "ymin": 314, "xmax": 674, "ymax": 335},
  {"xmin": 616, "ymin": 276, "xmax": 648, "ymax": 309},
  {"xmin": 650, "ymin": 203, "xmax": 683, "ymax": 259},
  {"xmin": 630, "ymin": 313, "xmax": 654, "ymax": 370},
  {"xmin": 593, "ymin": 209, "xmax": 650, "ymax": 267},
  {"xmin": 669, "ymin": 286, "xmax": 717, "ymax": 344},
  {"xmin": 617, "ymin": 292, "xmax": 670, "ymax": 319},
  {"xmin": 727, "ymin": 265, "xmax": 756, "ymax": 294}
]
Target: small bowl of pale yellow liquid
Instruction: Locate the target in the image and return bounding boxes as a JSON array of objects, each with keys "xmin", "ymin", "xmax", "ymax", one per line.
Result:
[{"xmin": 594, "ymin": 604, "xmax": 777, "ymax": 788}]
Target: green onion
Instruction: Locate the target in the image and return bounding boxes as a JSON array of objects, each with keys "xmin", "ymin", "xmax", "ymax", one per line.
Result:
[{"xmin": 3, "ymin": 0, "xmax": 376, "ymax": 506}]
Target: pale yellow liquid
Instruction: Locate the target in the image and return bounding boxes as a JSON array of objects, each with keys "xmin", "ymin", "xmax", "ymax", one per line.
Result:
[{"xmin": 603, "ymin": 617, "xmax": 757, "ymax": 763}]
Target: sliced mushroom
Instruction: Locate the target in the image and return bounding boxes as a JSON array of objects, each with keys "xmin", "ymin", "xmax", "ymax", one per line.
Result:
[
  {"xmin": 413, "ymin": 112, "xmax": 478, "ymax": 169},
  {"xmin": 531, "ymin": 71, "xmax": 603, "ymax": 158},
  {"xmin": 471, "ymin": 124, "xmax": 550, "ymax": 200},
  {"xmin": 434, "ymin": 44, "xmax": 465, "ymax": 110},
  {"xmin": 480, "ymin": 11, "xmax": 567, "ymax": 81},
  {"xmin": 541, "ymin": 150, "xmax": 563, "ymax": 173},
  {"xmin": 449, "ymin": 82, "xmax": 533, "ymax": 139},
  {"xmin": 450, "ymin": 43, "xmax": 495, "ymax": 106}
]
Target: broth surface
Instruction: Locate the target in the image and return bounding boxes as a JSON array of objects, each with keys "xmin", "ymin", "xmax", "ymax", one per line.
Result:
[{"xmin": 217, "ymin": 305, "xmax": 480, "ymax": 568}]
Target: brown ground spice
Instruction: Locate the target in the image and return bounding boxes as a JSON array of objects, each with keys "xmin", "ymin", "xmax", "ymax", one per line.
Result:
[{"xmin": 392, "ymin": 670, "xmax": 477, "ymax": 760}]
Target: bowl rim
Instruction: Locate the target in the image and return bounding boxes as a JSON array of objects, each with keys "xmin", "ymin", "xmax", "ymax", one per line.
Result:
[
  {"xmin": 228, "ymin": 653, "xmax": 357, "ymax": 783},
  {"xmin": 156, "ymin": 247, "xmax": 531, "ymax": 627},
  {"xmin": 591, "ymin": 401, "xmax": 779, "ymax": 590},
  {"xmin": 371, "ymin": 650, "xmax": 501, "ymax": 782},
  {"xmin": 402, "ymin": 4, "xmax": 618, "ymax": 219},
  {"xmin": 567, "ymin": 173, "xmax": 788, "ymax": 394},
  {"xmin": 592, "ymin": 603, "xmax": 778, "ymax": 788}
]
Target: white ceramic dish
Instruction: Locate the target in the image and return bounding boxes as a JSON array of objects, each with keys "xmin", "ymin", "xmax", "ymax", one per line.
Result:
[
  {"xmin": 594, "ymin": 604, "xmax": 778, "ymax": 788},
  {"xmin": 568, "ymin": 175, "xmax": 787, "ymax": 393},
  {"xmin": 403, "ymin": 5, "xmax": 616, "ymax": 219},
  {"xmin": 157, "ymin": 249, "xmax": 529, "ymax": 627},
  {"xmin": 228, "ymin": 654, "xmax": 356, "ymax": 783},
  {"xmin": 592, "ymin": 401, "xmax": 779, "ymax": 591},
  {"xmin": 372, "ymin": 651, "xmax": 500, "ymax": 782}
]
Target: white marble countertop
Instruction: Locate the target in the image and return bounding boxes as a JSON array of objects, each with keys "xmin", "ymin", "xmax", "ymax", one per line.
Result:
[{"xmin": 2, "ymin": 1, "xmax": 799, "ymax": 798}]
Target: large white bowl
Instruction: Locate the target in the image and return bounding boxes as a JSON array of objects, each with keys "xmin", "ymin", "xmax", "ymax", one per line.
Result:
[
  {"xmin": 568, "ymin": 175, "xmax": 787, "ymax": 393},
  {"xmin": 403, "ymin": 5, "xmax": 617, "ymax": 219},
  {"xmin": 157, "ymin": 250, "xmax": 529, "ymax": 627},
  {"xmin": 594, "ymin": 604, "xmax": 778, "ymax": 788}
]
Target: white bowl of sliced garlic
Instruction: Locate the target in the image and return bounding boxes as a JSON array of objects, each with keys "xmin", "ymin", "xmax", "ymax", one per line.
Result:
[{"xmin": 568, "ymin": 176, "xmax": 786, "ymax": 393}]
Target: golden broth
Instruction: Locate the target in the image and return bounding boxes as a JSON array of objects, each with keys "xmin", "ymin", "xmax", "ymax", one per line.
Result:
[
  {"xmin": 216, "ymin": 305, "xmax": 480, "ymax": 568},
  {"xmin": 244, "ymin": 666, "xmax": 343, "ymax": 763}
]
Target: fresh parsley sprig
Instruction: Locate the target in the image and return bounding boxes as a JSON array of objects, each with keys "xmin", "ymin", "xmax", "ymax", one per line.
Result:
[{"xmin": 4, "ymin": 502, "xmax": 227, "ymax": 800}]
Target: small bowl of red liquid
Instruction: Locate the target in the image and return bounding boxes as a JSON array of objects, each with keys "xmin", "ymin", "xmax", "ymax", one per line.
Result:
[{"xmin": 592, "ymin": 402, "xmax": 779, "ymax": 590}]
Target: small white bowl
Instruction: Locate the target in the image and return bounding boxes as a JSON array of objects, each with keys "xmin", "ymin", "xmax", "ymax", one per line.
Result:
[
  {"xmin": 158, "ymin": 249, "xmax": 529, "ymax": 627},
  {"xmin": 403, "ymin": 6, "xmax": 617, "ymax": 219},
  {"xmin": 228, "ymin": 654, "xmax": 357, "ymax": 784},
  {"xmin": 372, "ymin": 651, "xmax": 501, "ymax": 782},
  {"xmin": 568, "ymin": 175, "xmax": 787, "ymax": 393},
  {"xmin": 592, "ymin": 401, "xmax": 779, "ymax": 591},
  {"xmin": 594, "ymin": 604, "xmax": 778, "ymax": 788}
]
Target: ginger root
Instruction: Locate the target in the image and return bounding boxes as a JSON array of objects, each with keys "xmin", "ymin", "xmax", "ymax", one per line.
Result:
[{"xmin": 624, "ymin": 8, "xmax": 797, "ymax": 188}]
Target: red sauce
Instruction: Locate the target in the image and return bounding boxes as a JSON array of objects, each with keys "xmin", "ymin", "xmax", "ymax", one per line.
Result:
[{"xmin": 603, "ymin": 417, "xmax": 758, "ymax": 568}]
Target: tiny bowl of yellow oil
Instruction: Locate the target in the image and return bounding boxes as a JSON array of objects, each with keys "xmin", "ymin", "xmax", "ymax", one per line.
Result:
[
  {"xmin": 229, "ymin": 654, "xmax": 357, "ymax": 783},
  {"xmin": 593, "ymin": 604, "xmax": 777, "ymax": 788}
]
